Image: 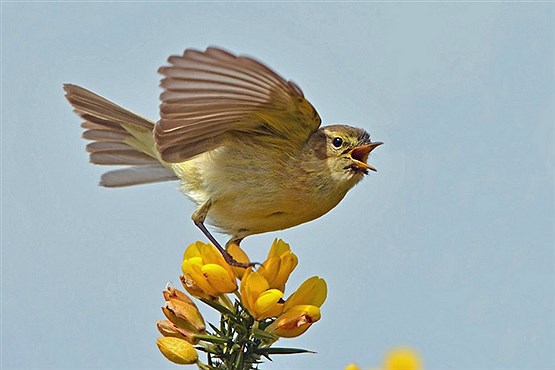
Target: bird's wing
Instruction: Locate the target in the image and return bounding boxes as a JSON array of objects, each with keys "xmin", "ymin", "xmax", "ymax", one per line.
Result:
[{"xmin": 155, "ymin": 47, "xmax": 321, "ymax": 163}]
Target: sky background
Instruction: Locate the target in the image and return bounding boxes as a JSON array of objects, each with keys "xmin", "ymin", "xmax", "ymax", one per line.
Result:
[{"xmin": 2, "ymin": 2, "xmax": 553, "ymax": 370}]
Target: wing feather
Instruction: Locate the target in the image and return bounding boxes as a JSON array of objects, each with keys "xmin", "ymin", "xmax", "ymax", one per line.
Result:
[{"xmin": 155, "ymin": 47, "xmax": 321, "ymax": 162}]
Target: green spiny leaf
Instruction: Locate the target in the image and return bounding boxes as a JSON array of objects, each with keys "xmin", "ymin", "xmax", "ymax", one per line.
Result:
[
  {"xmin": 209, "ymin": 323, "xmax": 223, "ymax": 336},
  {"xmin": 255, "ymin": 347, "xmax": 316, "ymax": 355},
  {"xmin": 251, "ymin": 327, "xmax": 278, "ymax": 341},
  {"xmin": 195, "ymin": 334, "xmax": 230, "ymax": 345}
]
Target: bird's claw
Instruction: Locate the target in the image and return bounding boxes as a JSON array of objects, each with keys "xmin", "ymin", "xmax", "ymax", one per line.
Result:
[{"xmin": 223, "ymin": 255, "xmax": 259, "ymax": 269}]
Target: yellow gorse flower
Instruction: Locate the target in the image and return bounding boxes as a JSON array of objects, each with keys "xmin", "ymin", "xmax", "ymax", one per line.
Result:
[
  {"xmin": 181, "ymin": 241, "xmax": 237, "ymax": 298},
  {"xmin": 266, "ymin": 276, "xmax": 327, "ymax": 338},
  {"xmin": 283, "ymin": 276, "xmax": 327, "ymax": 311},
  {"xmin": 258, "ymin": 239, "xmax": 298, "ymax": 291},
  {"xmin": 239, "ymin": 240, "xmax": 302, "ymax": 320},
  {"xmin": 159, "ymin": 239, "xmax": 329, "ymax": 368},
  {"xmin": 240, "ymin": 268, "xmax": 284, "ymax": 320}
]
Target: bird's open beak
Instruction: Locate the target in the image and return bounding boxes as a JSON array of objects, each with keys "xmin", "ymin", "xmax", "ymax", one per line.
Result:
[{"xmin": 349, "ymin": 142, "xmax": 383, "ymax": 173}]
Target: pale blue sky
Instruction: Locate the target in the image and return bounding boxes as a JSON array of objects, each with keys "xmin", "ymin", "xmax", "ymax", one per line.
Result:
[{"xmin": 2, "ymin": 2, "xmax": 553, "ymax": 370}]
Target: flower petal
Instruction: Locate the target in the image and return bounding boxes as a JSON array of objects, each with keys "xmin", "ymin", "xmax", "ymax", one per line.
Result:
[
  {"xmin": 284, "ymin": 276, "xmax": 327, "ymax": 311},
  {"xmin": 269, "ymin": 253, "xmax": 298, "ymax": 291},
  {"xmin": 156, "ymin": 320, "xmax": 198, "ymax": 343},
  {"xmin": 240, "ymin": 269, "xmax": 271, "ymax": 317},
  {"xmin": 183, "ymin": 241, "xmax": 204, "ymax": 260},
  {"xmin": 202, "ymin": 263, "xmax": 237, "ymax": 293},
  {"xmin": 182, "ymin": 260, "xmax": 219, "ymax": 296},
  {"xmin": 166, "ymin": 298, "xmax": 205, "ymax": 332},
  {"xmin": 267, "ymin": 239, "xmax": 290, "ymax": 259},
  {"xmin": 265, "ymin": 305, "xmax": 321, "ymax": 338},
  {"xmin": 254, "ymin": 288, "xmax": 284, "ymax": 319},
  {"xmin": 228, "ymin": 243, "xmax": 250, "ymax": 279}
]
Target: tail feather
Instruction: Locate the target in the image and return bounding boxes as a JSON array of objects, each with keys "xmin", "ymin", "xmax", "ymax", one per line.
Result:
[
  {"xmin": 86, "ymin": 141, "xmax": 134, "ymax": 153},
  {"xmin": 100, "ymin": 165, "xmax": 179, "ymax": 187},
  {"xmin": 64, "ymin": 84, "xmax": 153, "ymax": 129},
  {"xmin": 90, "ymin": 149, "xmax": 160, "ymax": 166},
  {"xmin": 81, "ymin": 118, "xmax": 127, "ymax": 132},
  {"xmin": 64, "ymin": 84, "xmax": 178, "ymax": 187},
  {"xmin": 82, "ymin": 129, "xmax": 129, "ymax": 143}
]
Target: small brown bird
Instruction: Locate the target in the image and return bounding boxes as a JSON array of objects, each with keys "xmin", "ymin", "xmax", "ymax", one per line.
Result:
[{"xmin": 64, "ymin": 47, "xmax": 382, "ymax": 265}]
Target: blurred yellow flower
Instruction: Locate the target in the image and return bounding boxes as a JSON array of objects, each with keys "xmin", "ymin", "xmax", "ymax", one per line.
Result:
[
  {"xmin": 240, "ymin": 268, "xmax": 284, "ymax": 320},
  {"xmin": 266, "ymin": 276, "xmax": 327, "ymax": 338},
  {"xmin": 156, "ymin": 336, "xmax": 198, "ymax": 365},
  {"xmin": 344, "ymin": 363, "xmax": 362, "ymax": 370},
  {"xmin": 181, "ymin": 241, "xmax": 237, "ymax": 298},
  {"xmin": 258, "ymin": 239, "xmax": 298, "ymax": 291},
  {"xmin": 384, "ymin": 348, "xmax": 422, "ymax": 370}
]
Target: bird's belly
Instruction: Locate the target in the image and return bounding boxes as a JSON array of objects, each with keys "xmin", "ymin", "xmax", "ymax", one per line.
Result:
[
  {"xmin": 171, "ymin": 146, "xmax": 353, "ymax": 238},
  {"xmin": 207, "ymin": 188, "xmax": 344, "ymax": 238}
]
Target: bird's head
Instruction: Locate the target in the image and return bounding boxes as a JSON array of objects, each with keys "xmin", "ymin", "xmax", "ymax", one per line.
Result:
[{"xmin": 307, "ymin": 125, "xmax": 383, "ymax": 184}]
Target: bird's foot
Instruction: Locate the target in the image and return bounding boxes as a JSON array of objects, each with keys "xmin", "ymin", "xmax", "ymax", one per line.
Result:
[{"xmin": 222, "ymin": 252, "xmax": 260, "ymax": 269}]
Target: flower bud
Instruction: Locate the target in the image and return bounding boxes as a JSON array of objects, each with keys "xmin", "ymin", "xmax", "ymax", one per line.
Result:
[
  {"xmin": 163, "ymin": 288, "xmax": 205, "ymax": 333},
  {"xmin": 156, "ymin": 337, "xmax": 198, "ymax": 365}
]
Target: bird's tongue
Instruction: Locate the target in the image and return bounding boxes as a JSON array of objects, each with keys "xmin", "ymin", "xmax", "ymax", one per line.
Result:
[{"xmin": 350, "ymin": 142, "xmax": 383, "ymax": 172}]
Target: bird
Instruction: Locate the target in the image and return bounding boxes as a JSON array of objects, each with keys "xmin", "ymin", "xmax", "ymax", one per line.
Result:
[{"xmin": 64, "ymin": 47, "xmax": 382, "ymax": 266}]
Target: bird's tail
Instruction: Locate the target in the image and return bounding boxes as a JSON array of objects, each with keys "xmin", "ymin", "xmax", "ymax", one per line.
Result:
[{"xmin": 63, "ymin": 84, "xmax": 178, "ymax": 187}]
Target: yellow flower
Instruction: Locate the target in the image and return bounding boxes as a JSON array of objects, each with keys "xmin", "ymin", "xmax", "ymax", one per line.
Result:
[
  {"xmin": 258, "ymin": 239, "xmax": 298, "ymax": 292},
  {"xmin": 227, "ymin": 242, "xmax": 250, "ymax": 279},
  {"xmin": 181, "ymin": 241, "xmax": 237, "ymax": 298},
  {"xmin": 266, "ymin": 276, "xmax": 327, "ymax": 338},
  {"xmin": 344, "ymin": 363, "xmax": 362, "ymax": 370},
  {"xmin": 156, "ymin": 337, "xmax": 198, "ymax": 365},
  {"xmin": 384, "ymin": 348, "xmax": 422, "ymax": 370},
  {"xmin": 265, "ymin": 304, "xmax": 321, "ymax": 338},
  {"xmin": 158, "ymin": 287, "xmax": 205, "ymax": 343},
  {"xmin": 240, "ymin": 268, "xmax": 284, "ymax": 320},
  {"xmin": 283, "ymin": 276, "xmax": 327, "ymax": 312}
]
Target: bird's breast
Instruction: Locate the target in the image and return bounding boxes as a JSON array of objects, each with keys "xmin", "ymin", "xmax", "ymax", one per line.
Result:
[{"xmin": 172, "ymin": 143, "xmax": 357, "ymax": 238}]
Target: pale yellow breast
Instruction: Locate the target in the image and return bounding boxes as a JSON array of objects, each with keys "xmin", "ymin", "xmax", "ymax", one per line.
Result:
[{"xmin": 171, "ymin": 141, "xmax": 362, "ymax": 239}]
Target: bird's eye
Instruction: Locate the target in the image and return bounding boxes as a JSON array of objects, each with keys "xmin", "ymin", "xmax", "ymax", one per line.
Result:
[{"xmin": 332, "ymin": 137, "xmax": 343, "ymax": 148}]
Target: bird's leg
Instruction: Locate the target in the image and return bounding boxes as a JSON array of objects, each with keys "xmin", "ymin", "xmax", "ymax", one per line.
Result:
[{"xmin": 192, "ymin": 200, "xmax": 253, "ymax": 268}]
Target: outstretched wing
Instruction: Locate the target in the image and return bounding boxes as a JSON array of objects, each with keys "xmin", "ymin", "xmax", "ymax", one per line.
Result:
[{"xmin": 155, "ymin": 47, "xmax": 321, "ymax": 163}]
